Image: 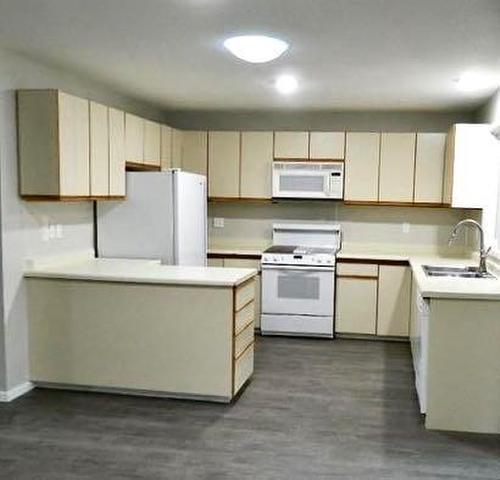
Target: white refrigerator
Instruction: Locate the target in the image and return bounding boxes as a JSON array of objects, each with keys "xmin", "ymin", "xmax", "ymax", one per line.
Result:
[{"xmin": 97, "ymin": 170, "xmax": 207, "ymax": 266}]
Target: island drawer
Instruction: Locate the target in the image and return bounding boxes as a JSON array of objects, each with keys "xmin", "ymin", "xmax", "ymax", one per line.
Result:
[
  {"xmin": 234, "ymin": 278, "xmax": 255, "ymax": 311},
  {"xmin": 234, "ymin": 321, "xmax": 254, "ymax": 358},
  {"xmin": 234, "ymin": 343, "xmax": 254, "ymax": 395},
  {"xmin": 337, "ymin": 263, "xmax": 378, "ymax": 277},
  {"xmin": 234, "ymin": 300, "xmax": 255, "ymax": 334}
]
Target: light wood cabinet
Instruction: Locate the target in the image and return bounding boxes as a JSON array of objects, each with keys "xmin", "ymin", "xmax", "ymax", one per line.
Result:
[
  {"xmin": 240, "ymin": 131, "xmax": 273, "ymax": 199},
  {"xmin": 108, "ymin": 108, "xmax": 126, "ymax": 197},
  {"xmin": 309, "ymin": 132, "xmax": 345, "ymax": 159},
  {"xmin": 182, "ymin": 131, "xmax": 208, "ymax": 175},
  {"xmin": 143, "ymin": 120, "xmax": 161, "ymax": 167},
  {"xmin": 208, "ymin": 131, "xmax": 240, "ymax": 198},
  {"xmin": 89, "ymin": 101, "xmax": 109, "ymax": 197},
  {"xmin": 125, "ymin": 113, "xmax": 144, "ymax": 164},
  {"xmin": 18, "ymin": 89, "xmax": 90, "ymax": 198},
  {"xmin": 171, "ymin": 128, "xmax": 183, "ymax": 168},
  {"xmin": 160, "ymin": 125, "xmax": 172, "ymax": 170},
  {"xmin": 344, "ymin": 132, "xmax": 380, "ymax": 202},
  {"xmin": 379, "ymin": 133, "xmax": 416, "ymax": 202},
  {"xmin": 274, "ymin": 131, "xmax": 309, "ymax": 159},
  {"xmin": 414, "ymin": 133, "xmax": 446, "ymax": 204},
  {"xmin": 377, "ymin": 265, "xmax": 411, "ymax": 337}
]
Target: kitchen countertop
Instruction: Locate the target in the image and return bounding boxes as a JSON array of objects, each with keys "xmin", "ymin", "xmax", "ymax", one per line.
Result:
[{"xmin": 25, "ymin": 253, "xmax": 257, "ymax": 287}]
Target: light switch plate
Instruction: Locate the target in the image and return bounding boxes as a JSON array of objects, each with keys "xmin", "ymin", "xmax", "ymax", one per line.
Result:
[{"xmin": 213, "ymin": 217, "xmax": 224, "ymax": 228}]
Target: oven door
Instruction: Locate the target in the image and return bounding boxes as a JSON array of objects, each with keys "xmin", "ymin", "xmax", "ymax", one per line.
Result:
[{"xmin": 261, "ymin": 264, "xmax": 335, "ymax": 316}]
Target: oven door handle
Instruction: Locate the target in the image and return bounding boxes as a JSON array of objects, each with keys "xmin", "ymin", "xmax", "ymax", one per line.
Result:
[{"xmin": 261, "ymin": 264, "xmax": 335, "ymax": 273}]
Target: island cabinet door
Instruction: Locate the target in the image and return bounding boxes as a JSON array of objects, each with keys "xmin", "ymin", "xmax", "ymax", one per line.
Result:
[
  {"xmin": 335, "ymin": 263, "xmax": 378, "ymax": 335},
  {"xmin": 181, "ymin": 130, "xmax": 208, "ymax": 176},
  {"xmin": 344, "ymin": 132, "xmax": 380, "ymax": 202},
  {"xmin": 379, "ymin": 133, "xmax": 416, "ymax": 203},
  {"xmin": 208, "ymin": 131, "xmax": 240, "ymax": 198},
  {"xmin": 377, "ymin": 265, "xmax": 411, "ymax": 337}
]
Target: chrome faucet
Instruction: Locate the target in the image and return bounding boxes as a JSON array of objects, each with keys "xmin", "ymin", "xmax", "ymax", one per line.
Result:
[{"xmin": 448, "ymin": 219, "xmax": 492, "ymax": 274}]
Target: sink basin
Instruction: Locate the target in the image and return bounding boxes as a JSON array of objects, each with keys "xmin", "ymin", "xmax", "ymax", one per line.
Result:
[{"xmin": 422, "ymin": 265, "xmax": 495, "ymax": 279}]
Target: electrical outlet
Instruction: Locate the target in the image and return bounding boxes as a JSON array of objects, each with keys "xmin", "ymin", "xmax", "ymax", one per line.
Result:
[
  {"xmin": 48, "ymin": 224, "xmax": 57, "ymax": 239},
  {"xmin": 402, "ymin": 222, "xmax": 410, "ymax": 234},
  {"xmin": 55, "ymin": 224, "xmax": 63, "ymax": 239},
  {"xmin": 213, "ymin": 217, "xmax": 225, "ymax": 228}
]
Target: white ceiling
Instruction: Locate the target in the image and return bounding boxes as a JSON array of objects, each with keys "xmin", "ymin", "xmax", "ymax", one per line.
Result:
[{"xmin": 0, "ymin": 0, "xmax": 499, "ymax": 111}]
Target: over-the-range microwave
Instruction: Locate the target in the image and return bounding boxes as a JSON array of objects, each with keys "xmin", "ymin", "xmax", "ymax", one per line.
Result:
[{"xmin": 272, "ymin": 161, "xmax": 344, "ymax": 199}]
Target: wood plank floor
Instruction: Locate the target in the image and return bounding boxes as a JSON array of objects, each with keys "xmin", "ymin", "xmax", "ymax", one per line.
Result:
[{"xmin": 1, "ymin": 337, "xmax": 499, "ymax": 479}]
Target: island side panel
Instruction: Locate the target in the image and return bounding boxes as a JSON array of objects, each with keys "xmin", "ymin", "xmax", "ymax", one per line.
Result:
[
  {"xmin": 27, "ymin": 279, "xmax": 234, "ymax": 400},
  {"xmin": 426, "ymin": 298, "xmax": 500, "ymax": 433}
]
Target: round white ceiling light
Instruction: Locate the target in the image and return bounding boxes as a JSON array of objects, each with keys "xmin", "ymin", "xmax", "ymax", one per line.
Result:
[{"xmin": 223, "ymin": 35, "xmax": 289, "ymax": 64}]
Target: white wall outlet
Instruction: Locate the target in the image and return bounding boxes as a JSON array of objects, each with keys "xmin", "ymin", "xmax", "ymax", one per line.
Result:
[
  {"xmin": 213, "ymin": 217, "xmax": 225, "ymax": 228},
  {"xmin": 48, "ymin": 224, "xmax": 57, "ymax": 239},
  {"xmin": 402, "ymin": 222, "xmax": 410, "ymax": 234},
  {"xmin": 55, "ymin": 224, "xmax": 63, "ymax": 239}
]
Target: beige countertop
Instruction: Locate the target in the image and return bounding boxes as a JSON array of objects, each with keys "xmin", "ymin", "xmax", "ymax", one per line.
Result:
[{"xmin": 25, "ymin": 252, "xmax": 257, "ymax": 287}]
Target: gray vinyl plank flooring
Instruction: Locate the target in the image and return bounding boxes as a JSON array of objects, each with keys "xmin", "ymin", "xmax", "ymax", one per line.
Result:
[{"xmin": 1, "ymin": 337, "xmax": 499, "ymax": 479}]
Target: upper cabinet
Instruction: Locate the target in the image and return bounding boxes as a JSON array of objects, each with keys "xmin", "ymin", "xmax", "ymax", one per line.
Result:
[
  {"xmin": 309, "ymin": 132, "xmax": 345, "ymax": 160},
  {"xmin": 208, "ymin": 131, "xmax": 240, "ymax": 198},
  {"xmin": 108, "ymin": 108, "xmax": 126, "ymax": 197},
  {"xmin": 344, "ymin": 132, "xmax": 380, "ymax": 202},
  {"xmin": 181, "ymin": 131, "xmax": 208, "ymax": 176},
  {"xmin": 171, "ymin": 128, "xmax": 183, "ymax": 168},
  {"xmin": 443, "ymin": 124, "xmax": 498, "ymax": 209},
  {"xmin": 241, "ymin": 131, "xmax": 274, "ymax": 199},
  {"xmin": 125, "ymin": 113, "xmax": 144, "ymax": 165},
  {"xmin": 160, "ymin": 125, "xmax": 172, "ymax": 170},
  {"xmin": 89, "ymin": 101, "xmax": 109, "ymax": 197},
  {"xmin": 274, "ymin": 131, "xmax": 309, "ymax": 159},
  {"xmin": 379, "ymin": 133, "xmax": 416, "ymax": 203},
  {"xmin": 18, "ymin": 90, "xmax": 91, "ymax": 199},
  {"xmin": 414, "ymin": 133, "xmax": 446, "ymax": 204},
  {"xmin": 143, "ymin": 120, "xmax": 161, "ymax": 167}
]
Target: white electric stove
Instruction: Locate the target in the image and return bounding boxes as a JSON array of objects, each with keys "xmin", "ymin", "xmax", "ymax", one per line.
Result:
[{"xmin": 260, "ymin": 223, "xmax": 342, "ymax": 338}]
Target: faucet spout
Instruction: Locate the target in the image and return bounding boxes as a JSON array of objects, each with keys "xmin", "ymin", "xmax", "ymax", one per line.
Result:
[{"xmin": 448, "ymin": 219, "xmax": 489, "ymax": 274}]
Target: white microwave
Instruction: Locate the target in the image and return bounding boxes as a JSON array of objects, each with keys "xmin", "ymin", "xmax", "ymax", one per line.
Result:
[{"xmin": 272, "ymin": 161, "xmax": 344, "ymax": 199}]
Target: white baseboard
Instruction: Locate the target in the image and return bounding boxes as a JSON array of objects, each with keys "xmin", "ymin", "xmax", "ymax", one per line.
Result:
[{"xmin": 0, "ymin": 382, "xmax": 34, "ymax": 402}]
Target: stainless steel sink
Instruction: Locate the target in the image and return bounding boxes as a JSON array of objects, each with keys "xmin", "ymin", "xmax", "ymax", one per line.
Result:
[{"xmin": 422, "ymin": 265, "xmax": 496, "ymax": 279}]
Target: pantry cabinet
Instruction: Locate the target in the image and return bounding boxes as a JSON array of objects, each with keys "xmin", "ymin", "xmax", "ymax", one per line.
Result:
[
  {"xmin": 414, "ymin": 133, "xmax": 446, "ymax": 204},
  {"xmin": 377, "ymin": 265, "xmax": 411, "ymax": 337},
  {"xmin": 274, "ymin": 131, "xmax": 309, "ymax": 159},
  {"xmin": 108, "ymin": 108, "xmax": 126, "ymax": 196},
  {"xmin": 125, "ymin": 113, "xmax": 144, "ymax": 165},
  {"xmin": 379, "ymin": 133, "xmax": 416, "ymax": 203},
  {"xmin": 182, "ymin": 131, "xmax": 208, "ymax": 176},
  {"xmin": 344, "ymin": 132, "xmax": 380, "ymax": 202},
  {"xmin": 143, "ymin": 120, "xmax": 161, "ymax": 167},
  {"xmin": 240, "ymin": 131, "xmax": 274, "ymax": 199},
  {"xmin": 309, "ymin": 132, "xmax": 345, "ymax": 159},
  {"xmin": 89, "ymin": 101, "xmax": 109, "ymax": 197},
  {"xmin": 18, "ymin": 89, "xmax": 90, "ymax": 198},
  {"xmin": 208, "ymin": 131, "xmax": 240, "ymax": 198}
]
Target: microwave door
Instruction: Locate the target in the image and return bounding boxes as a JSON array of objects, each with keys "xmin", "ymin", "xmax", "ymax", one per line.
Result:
[{"xmin": 276, "ymin": 171, "xmax": 329, "ymax": 198}]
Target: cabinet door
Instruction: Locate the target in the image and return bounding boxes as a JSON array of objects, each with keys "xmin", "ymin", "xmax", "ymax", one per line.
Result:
[
  {"xmin": 144, "ymin": 120, "xmax": 161, "ymax": 167},
  {"xmin": 309, "ymin": 132, "xmax": 345, "ymax": 160},
  {"xmin": 344, "ymin": 132, "xmax": 380, "ymax": 201},
  {"xmin": 377, "ymin": 265, "xmax": 411, "ymax": 337},
  {"xmin": 89, "ymin": 101, "xmax": 109, "ymax": 196},
  {"xmin": 125, "ymin": 113, "xmax": 144, "ymax": 164},
  {"xmin": 274, "ymin": 131, "xmax": 309, "ymax": 159},
  {"xmin": 109, "ymin": 108, "xmax": 125, "ymax": 197},
  {"xmin": 379, "ymin": 133, "xmax": 416, "ymax": 202},
  {"xmin": 171, "ymin": 128, "xmax": 183, "ymax": 168},
  {"xmin": 208, "ymin": 131, "xmax": 240, "ymax": 198},
  {"xmin": 414, "ymin": 133, "xmax": 446, "ymax": 204},
  {"xmin": 160, "ymin": 125, "xmax": 172, "ymax": 171},
  {"xmin": 241, "ymin": 131, "xmax": 273, "ymax": 199},
  {"xmin": 58, "ymin": 92, "xmax": 90, "ymax": 196},
  {"xmin": 335, "ymin": 277, "xmax": 377, "ymax": 334},
  {"xmin": 182, "ymin": 131, "xmax": 208, "ymax": 175}
]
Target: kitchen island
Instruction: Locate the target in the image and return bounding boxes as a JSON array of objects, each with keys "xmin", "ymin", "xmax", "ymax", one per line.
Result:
[{"xmin": 25, "ymin": 253, "xmax": 257, "ymax": 403}]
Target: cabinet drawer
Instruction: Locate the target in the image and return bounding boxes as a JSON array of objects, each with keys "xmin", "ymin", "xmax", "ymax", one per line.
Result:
[
  {"xmin": 337, "ymin": 263, "xmax": 378, "ymax": 277},
  {"xmin": 234, "ymin": 300, "xmax": 255, "ymax": 334},
  {"xmin": 235, "ymin": 279, "xmax": 255, "ymax": 311},
  {"xmin": 234, "ymin": 322, "xmax": 254, "ymax": 358},
  {"xmin": 234, "ymin": 344, "xmax": 254, "ymax": 394}
]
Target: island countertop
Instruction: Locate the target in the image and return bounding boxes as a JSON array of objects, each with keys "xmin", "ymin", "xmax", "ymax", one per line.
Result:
[{"xmin": 25, "ymin": 254, "xmax": 257, "ymax": 287}]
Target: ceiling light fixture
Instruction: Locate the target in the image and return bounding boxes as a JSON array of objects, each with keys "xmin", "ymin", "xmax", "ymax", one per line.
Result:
[
  {"xmin": 275, "ymin": 74, "xmax": 298, "ymax": 95},
  {"xmin": 455, "ymin": 71, "xmax": 497, "ymax": 92},
  {"xmin": 223, "ymin": 35, "xmax": 289, "ymax": 64}
]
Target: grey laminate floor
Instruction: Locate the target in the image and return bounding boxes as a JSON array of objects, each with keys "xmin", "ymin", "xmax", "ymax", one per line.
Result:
[{"xmin": 1, "ymin": 337, "xmax": 499, "ymax": 480}]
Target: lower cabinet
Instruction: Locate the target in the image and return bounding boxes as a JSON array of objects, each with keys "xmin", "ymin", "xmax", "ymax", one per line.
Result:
[
  {"xmin": 208, "ymin": 256, "xmax": 262, "ymax": 330},
  {"xmin": 335, "ymin": 261, "xmax": 411, "ymax": 338}
]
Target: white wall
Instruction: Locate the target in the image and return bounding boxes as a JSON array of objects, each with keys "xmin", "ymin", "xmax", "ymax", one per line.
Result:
[{"xmin": 0, "ymin": 49, "xmax": 164, "ymax": 393}]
